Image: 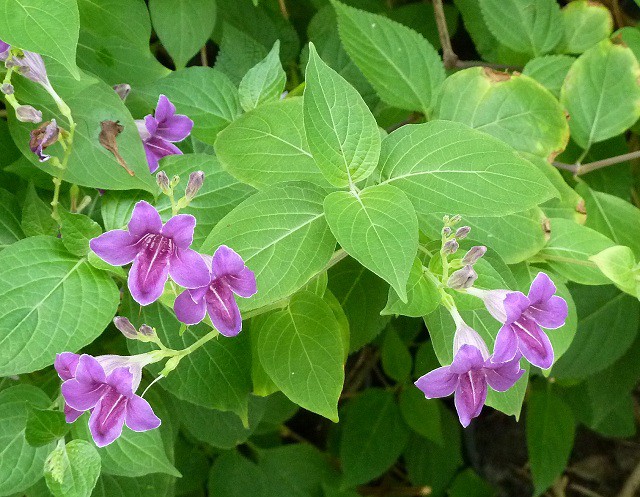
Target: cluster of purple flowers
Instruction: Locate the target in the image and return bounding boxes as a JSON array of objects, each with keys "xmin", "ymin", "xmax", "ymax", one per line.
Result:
[{"xmin": 416, "ymin": 271, "xmax": 568, "ymax": 427}]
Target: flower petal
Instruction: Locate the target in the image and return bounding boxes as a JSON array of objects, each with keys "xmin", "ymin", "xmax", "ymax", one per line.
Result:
[
  {"xmin": 135, "ymin": 119, "xmax": 151, "ymax": 141},
  {"xmin": 88, "ymin": 389, "xmax": 127, "ymax": 447},
  {"xmin": 89, "ymin": 230, "xmax": 139, "ymax": 266},
  {"xmin": 449, "ymin": 344, "xmax": 485, "ymax": 375},
  {"xmin": 154, "ymin": 94, "xmax": 175, "ymax": 123},
  {"xmin": 503, "ymin": 291, "xmax": 530, "ymax": 324},
  {"xmin": 169, "ymin": 248, "xmax": 210, "ymax": 289},
  {"xmin": 128, "ymin": 252, "xmax": 170, "ymax": 306},
  {"xmin": 64, "ymin": 404, "xmax": 83, "ymax": 423},
  {"xmin": 106, "ymin": 367, "xmax": 135, "ymax": 398},
  {"xmin": 61, "ymin": 379, "xmax": 106, "ymax": 412},
  {"xmin": 54, "ymin": 352, "xmax": 80, "ymax": 381},
  {"xmin": 212, "ymin": 245, "xmax": 245, "ymax": 277},
  {"xmin": 144, "ymin": 114, "xmax": 158, "ymax": 136},
  {"xmin": 414, "ymin": 366, "xmax": 457, "ymax": 398},
  {"xmin": 143, "ymin": 137, "xmax": 182, "ymax": 173},
  {"xmin": 75, "ymin": 355, "xmax": 107, "ymax": 385},
  {"xmin": 454, "ymin": 370, "xmax": 487, "ymax": 427},
  {"xmin": 484, "ymin": 355, "xmax": 525, "ymax": 392},
  {"xmin": 156, "ymin": 114, "xmax": 193, "ymax": 142},
  {"xmin": 491, "ymin": 325, "xmax": 519, "ymax": 364},
  {"xmin": 527, "ymin": 272, "xmax": 557, "ymax": 306},
  {"xmin": 526, "ymin": 295, "xmax": 568, "ymax": 329},
  {"xmin": 512, "ymin": 318, "xmax": 555, "ymax": 369},
  {"xmin": 161, "ymin": 214, "xmax": 196, "ymax": 249},
  {"xmin": 174, "ymin": 289, "xmax": 207, "ymax": 325},
  {"xmin": 125, "ymin": 395, "xmax": 161, "ymax": 432},
  {"xmin": 226, "ymin": 267, "xmax": 257, "ymax": 298},
  {"xmin": 128, "ymin": 201, "xmax": 162, "ymax": 239},
  {"xmin": 206, "ymin": 283, "xmax": 242, "ymax": 337}
]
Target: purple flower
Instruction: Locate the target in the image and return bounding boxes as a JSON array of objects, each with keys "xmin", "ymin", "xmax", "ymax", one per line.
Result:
[
  {"xmin": 89, "ymin": 201, "xmax": 210, "ymax": 305},
  {"xmin": 174, "ymin": 245, "xmax": 257, "ymax": 336},
  {"xmin": 136, "ymin": 95, "xmax": 193, "ymax": 173},
  {"xmin": 55, "ymin": 353, "xmax": 160, "ymax": 447},
  {"xmin": 415, "ymin": 311, "xmax": 524, "ymax": 427},
  {"xmin": 29, "ymin": 119, "xmax": 59, "ymax": 161},
  {"xmin": 16, "ymin": 104, "xmax": 42, "ymax": 123},
  {"xmin": 0, "ymin": 40, "xmax": 9, "ymax": 59},
  {"xmin": 0, "ymin": 40, "xmax": 51, "ymax": 88},
  {"xmin": 468, "ymin": 272, "xmax": 568, "ymax": 370}
]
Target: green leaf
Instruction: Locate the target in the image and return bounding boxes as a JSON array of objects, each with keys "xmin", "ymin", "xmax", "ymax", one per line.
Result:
[
  {"xmin": 77, "ymin": 0, "xmax": 170, "ymax": 86},
  {"xmin": 215, "ymin": 23, "xmax": 269, "ymax": 85},
  {"xmin": 201, "ymin": 183, "xmax": 336, "ymax": 310},
  {"xmin": 523, "ymin": 55, "xmax": 575, "ymax": 99},
  {"xmin": 382, "ymin": 258, "xmax": 440, "ymax": 317},
  {"xmin": 333, "ymin": 0, "xmax": 445, "ymax": 115},
  {"xmin": 560, "ymin": 40, "xmax": 640, "ymax": 149},
  {"xmin": 239, "ymin": 41, "xmax": 286, "ymax": 112},
  {"xmin": 59, "ymin": 209, "xmax": 102, "ymax": 257},
  {"xmin": 72, "ymin": 413, "xmax": 180, "ymax": 478},
  {"xmin": 25, "ymin": 408, "xmax": 68, "ymax": 447},
  {"xmin": 590, "ymin": 246, "xmax": 638, "ymax": 296},
  {"xmin": 44, "ymin": 440, "xmax": 101, "ymax": 497},
  {"xmin": 100, "ymin": 190, "xmax": 153, "ymax": 232},
  {"xmin": 92, "ymin": 474, "xmax": 174, "ymax": 497},
  {"xmin": 527, "ymin": 385, "xmax": 575, "ymax": 496},
  {"xmin": 215, "ymin": 98, "xmax": 332, "ymax": 189},
  {"xmin": 0, "ymin": 385, "xmax": 52, "ymax": 496},
  {"xmin": 10, "ymin": 71, "xmax": 156, "ymax": 192},
  {"xmin": 0, "ymin": 189, "xmax": 24, "ymax": 251},
  {"xmin": 340, "ymin": 389, "xmax": 409, "ymax": 487},
  {"xmin": 379, "ymin": 121, "xmax": 557, "ymax": 217},
  {"xmin": 149, "ymin": 0, "xmax": 217, "ymax": 69},
  {"xmin": 539, "ymin": 218, "xmax": 615, "ymax": 285},
  {"xmin": 324, "ymin": 184, "xmax": 417, "ymax": 301},
  {"xmin": 136, "ymin": 67, "xmax": 241, "ymax": 145},
  {"xmin": 0, "ymin": 236, "xmax": 119, "ymax": 376},
  {"xmin": 436, "ymin": 68, "xmax": 570, "ymax": 159},
  {"xmin": 22, "ymin": 183, "xmax": 57, "ymax": 237},
  {"xmin": 257, "ymin": 291, "xmax": 344, "ymax": 421},
  {"xmin": 0, "ymin": 0, "xmax": 79, "ymax": 78},
  {"xmin": 303, "ymin": 44, "xmax": 381, "ymax": 187},
  {"xmin": 449, "ymin": 469, "xmax": 496, "ymax": 497},
  {"xmin": 552, "ymin": 285, "xmax": 639, "ymax": 379},
  {"xmin": 381, "ymin": 327, "xmax": 412, "ymax": 382},
  {"xmin": 399, "ymin": 388, "xmax": 443, "ymax": 445},
  {"xmin": 125, "ymin": 300, "xmax": 253, "ymax": 419},
  {"xmin": 558, "ymin": 0, "xmax": 613, "ymax": 54},
  {"xmin": 479, "ymin": 0, "xmax": 562, "ymax": 57},
  {"xmin": 156, "ymin": 154, "xmax": 256, "ymax": 248},
  {"xmin": 209, "ymin": 451, "xmax": 269, "ymax": 497},
  {"xmin": 328, "ymin": 257, "xmax": 390, "ymax": 352}
]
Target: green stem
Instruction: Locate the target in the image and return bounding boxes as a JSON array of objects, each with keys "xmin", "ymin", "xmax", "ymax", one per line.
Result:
[
  {"xmin": 286, "ymin": 81, "xmax": 305, "ymax": 98},
  {"xmin": 51, "ymin": 121, "xmax": 76, "ymax": 223}
]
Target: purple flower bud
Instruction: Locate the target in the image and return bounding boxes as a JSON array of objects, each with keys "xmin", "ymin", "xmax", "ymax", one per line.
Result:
[
  {"xmin": 455, "ymin": 226, "xmax": 471, "ymax": 239},
  {"xmin": 447, "ymin": 265, "xmax": 477, "ymax": 290},
  {"xmin": 139, "ymin": 324, "xmax": 155, "ymax": 337},
  {"xmin": 7, "ymin": 50, "xmax": 51, "ymax": 87},
  {"xmin": 29, "ymin": 119, "xmax": 59, "ymax": 161},
  {"xmin": 442, "ymin": 239, "xmax": 459, "ymax": 254},
  {"xmin": 185, "ymin": 171, "xmax": 204, "ymax": 200},
  {"xmin": 1, "ymin": 83, "xmax": 14, "ymax": 95},
  {"xmin": 113, "ymin": 83, "xmax": 131, "ymax": 101},
  {"xmin": 462, "ymin": 246, "xmax": 487, "ymax": 265},
  {"xmin": 442, "ymin": 227, "xmax": 452, "ymax": 236},
  {"xmin": 16, "ymin": 105, "xmax": 42, "ymax": 123},
  {"xmin": 113, "ymin": 316, "xmax": 138, "ymax": 339},
  {"xmin": 156, "ymin": 171, "xmax": 170, "ymax": 193},
  {"xmin": 450, "ymin": 214, "xmax": 462, "ymax": 224}
]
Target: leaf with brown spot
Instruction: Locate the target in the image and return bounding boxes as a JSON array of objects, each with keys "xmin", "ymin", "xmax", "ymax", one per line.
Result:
[{"xmin": 99, "ymin": 120, "xmax": 134, "ymax": 176}]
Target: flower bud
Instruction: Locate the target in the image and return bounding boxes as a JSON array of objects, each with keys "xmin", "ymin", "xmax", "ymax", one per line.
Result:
[
  {"xmin": 156, "ymin": 171, "xmax": 170, "ymax": 193},
  {"xmin": 447, "ymin": 265, "xmax": 478, "ymax": 290},
  {"xmin": 455, "ymin": 226, "xmax": 471, "ymax": 239},
  {"xmin": 29, "ymin": 119, "xmax": 59, "ymax": 161},
  {"xmin": 113, "ymin": 83, "xmax": 131, "ymax": 101},
  {"xmin": 450, "ymin": 214, "xmax": 462, "ymax": 224},
  {"xmin": 442, "ymin": 227, "xmax": 452, "ymax": 236},
  {"xmin": 185, "ymin": 171, "xmax": 204, "ymax": 200},
  {"xmin": 462, "ymin": 245, "xmax": 487, "ymax": 265},
  {"xmin": 171, "ymin": 175, "xmax": 180, "ymax": 188},
  {"xmin": 1, "ymin": 83, "xmax": 13, "ymax": 94},
  {"xmin": 113, "ymin": 316, "xmax": 138, "ymax": 339},
  {"xmin": 139, "ymin": 324, "xmax": 155, "ymax": 337},
  {"xmin": 442, "ymin": 239, "xmax": 459, "ymax": 255},
  {"xmin": 16, "ymin": 105, "xmax": 42, "ymax": 123}
]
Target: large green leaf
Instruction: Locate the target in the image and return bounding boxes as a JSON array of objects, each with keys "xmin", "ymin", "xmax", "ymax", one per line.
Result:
[
  {"xmin": 136, "ymin": 67, "xmax": 241, "ymax": 145},
  {"xmin": 25, "ymin": 408, "xmax": 69, "ymax": 447},
  {"xmin": 558, "ymin": 0, "xmax": 612, "ymax": 54},
  {"xmin": 303, "ymin": 44, "xmax": 380, "ymax": 187},
  {"xmin": 76, "ymin": 0, "xmax": 169, "ymax": 86},
  {"xmin": 527, "ymin": 385, "xmax": 575, "ymax": 496},
  {"xmin": 324, "ymin": 184, "xmax": 417, "ymax": 301},
  {"xmin": 214, "ymin": 23, "xmax": 269, "ymax": 85},
  {"xmin": 9, "ymin": 69, "xmax": 156, "ymax": 192},
  {"xmin": 0, "ymin": 385, "xmax": 52, "ymax": 497},
  {"xmin": 560, "ymin": 40, "xmax": 640, "ymax": 149},
  {"xmin": 0, "ymin": 0, "xmax": 79, "ymax": 77},
  {"xmin": 44, "ymin": 440, "xmax": 101, "ymax": 497},
  {"xmin": 523, "ymin": 55, "xmax": 575, "ymax": 99},
  {"xmin": 339, "ymin": 389, "xmax": 410, "ymax": 487},
  {"xmin": 436, "ymin": 68, "xmax": 569, "ymax": 159},
  {"xmin": 149, "ymin": 0, "xmax": 217, "ymax": 69},
  {"xmin": 479, "ymin": 0, "xmax": 562, "ymax": 57},
  {"xmin": 215, "ymin": 98, "xmax": 332, "ymax": 189},
  {"xmin": 333, "ymin": 0, "xmax": 445, "ymax": 115},
  {"xmin": 379, "ymin": 121, "xmax": 557, "ymax": 217},
  {"xmin": 590, "ymin": 246, "xmax": 638, "ymax": 296},
  {"xmin": 92, "ymin": 474, "xmax": 174, "ymax": 497},
  {"xmin": 0, "ymin": 236, "xmax": 119, "ymax": 376},
  {"xmin": 201, "ymin": 183, "xmax": 336, "ymax": 310},
  {"xmin": 239, "ymin": 41, "xmax": 286, "ymax": 112},
  {"xmin": 257, "ymin": 291, "xmax": 344, "ymax": 421},
  {"xmin": 0, "ymin": 189, "xmax": 24, "ymax": 251},
  {"xmin": 382, "ymin": 258, "xmax": 440, "ymax": 317}
]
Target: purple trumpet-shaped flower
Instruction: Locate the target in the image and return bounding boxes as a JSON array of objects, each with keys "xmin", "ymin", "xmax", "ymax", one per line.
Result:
[
  {"xmin": 55, "ymin": 353, "xmax": 161, "ymax": 447},
  {"xmin": 29, "ymin": 119, "xmax": 59, "ymax": 161},
  {"xmin": 89, "ymin": 201, "xmax": 210, "ymax": 305},
  {"xmin": 136, "ymin": 95, "xmax": 193, "ymax": 173},
  {"xmin": 415, "ymin": 310, "xmax": 524, "ymax": 427},
  {"xmin": 174, "ymin": 245, "xmax": 257, "ymax": 336},
  {"xmin": 467, "ymin": 272, "xmax": 568, "ymax": 370},
  {"xmin": 0, "ymin": 39, "xmax": 51, "ymax": 88}
]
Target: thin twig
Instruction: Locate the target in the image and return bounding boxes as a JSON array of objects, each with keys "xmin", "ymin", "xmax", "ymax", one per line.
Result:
[
  {"xmin": 569, "ymin": 484, "xmax": 604, "ymax": 497},
  {"xmin": 357, "ymin": 485, "xmax": 431, "ymax": 496},
  {"xmin": 553, "ymin": 150, "xmax": 640, "ymax": 176},
  {"xmin": 278, "ymin": 0, "xmax": 289, "ymax": 19},
  {"xmin": 386, "ymin": 112, "xmax": 422, "ymax": 133},
  {"xmin": 200, "ymin": 46, "xmax": 208, "ymax": 67},
  {"xmin": 618, "ymin": 457, "xmax": 640, "ymax": 497},
  {"xmin": 455, "ymin": 60, "xmax": 522, "ymax": 71},
  {"xmin": 432, "ymin": 0, "xmax": 457, "ymax": 69}
]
